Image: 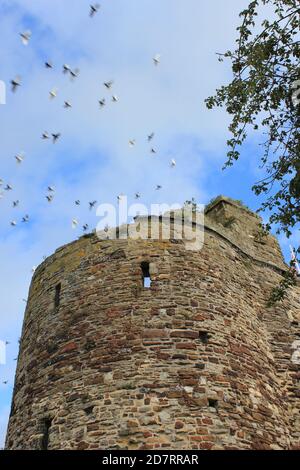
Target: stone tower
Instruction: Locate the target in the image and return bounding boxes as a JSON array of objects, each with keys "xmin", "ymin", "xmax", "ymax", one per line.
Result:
[{"xmin": 5, "ymin": 197, "xmax": 300, "ymax": 450}]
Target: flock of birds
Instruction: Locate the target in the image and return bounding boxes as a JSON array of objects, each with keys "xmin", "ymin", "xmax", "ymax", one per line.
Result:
[
  {"xmin": 1, "ymin": 3, "xmax": 177, "ymax": 234},
  {"xmin": 1, "ymin": 4, "xmax": 178, "ymax": 385}
]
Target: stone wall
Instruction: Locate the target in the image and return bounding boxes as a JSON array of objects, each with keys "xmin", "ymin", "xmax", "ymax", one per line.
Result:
[{"xmin": 5, "ymin": 197, "xmax": 300, "ymax": 450}]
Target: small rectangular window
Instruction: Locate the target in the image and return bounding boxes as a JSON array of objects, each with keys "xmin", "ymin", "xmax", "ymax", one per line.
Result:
[
  {"xmin": 208, "ymin": 399, "xmax": 218, "ymax": 409},
  {"xmin": 41, "ymin": 418, "xmax": 52, "ymax": 450},
  {"xmin": 141, "ymin": 262, "xmax": 151, "ymax": 288},
  {"xmin": 199, "ymin": 331, "xmax": 209, "ymax": 344},
  {"xmin": 54, "ymin": 283, "xmax": 61, "ymax": 308}
]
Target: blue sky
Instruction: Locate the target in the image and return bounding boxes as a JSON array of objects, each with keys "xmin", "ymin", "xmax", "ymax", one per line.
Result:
[{"xmin": 0, "ymin": 0, "xmax": 297, "ymax": 447}]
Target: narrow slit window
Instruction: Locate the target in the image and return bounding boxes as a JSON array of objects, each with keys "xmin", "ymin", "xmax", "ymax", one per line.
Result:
[
  {"xmin": 54, "ymin": 283, "xmax": 61, "ymax": 308},
  {"xmin": 41, "ymin": 418, "xmax": 52, "ymax": 450},
  {"xmin": 141, "ymin": 262, "xmax": 151, "ymax": 288}
]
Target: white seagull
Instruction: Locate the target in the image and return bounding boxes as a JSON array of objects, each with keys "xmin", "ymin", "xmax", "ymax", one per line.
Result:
[
  {"xmin": 72, "ymin": 218, "xmax": 79, "ymax": 229},
  {"xmin": 49, "ymin": 88, "xmax": 58, "ymax": 99}
]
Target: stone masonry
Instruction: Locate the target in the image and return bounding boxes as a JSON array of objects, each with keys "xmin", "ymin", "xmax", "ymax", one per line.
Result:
[{"xmin": 5, "ymin": 196, "xmax": 300, "ymax": 450}]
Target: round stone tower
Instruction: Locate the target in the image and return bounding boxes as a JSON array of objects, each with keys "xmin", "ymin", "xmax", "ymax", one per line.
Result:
[{"xmin": 5, "ymin": 197, "xmax": 300, "ymax": 450}]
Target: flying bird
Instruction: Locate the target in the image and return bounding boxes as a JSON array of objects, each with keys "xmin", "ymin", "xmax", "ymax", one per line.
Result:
[
  {"xmin": 99, "ymin": 98, "xmax": 106, "ymax": 108},
  {"xmin": 148, "ymin": 133, "xmax": 155, "ymax": 142},
  {"xmin": 153, "ymin": 54, "xmax": 161, "ymax": 66},
  {"xmin": 42, "ymin": 131, "xmax": 50, "ymax": 140},
  {"xmin": 156, "ymin": 185, "xmax": 162, "ymax": 190},
  {"xmin": 47, "ymin": 186, "xmax": 55, "ymax": 192},
  {"xmin": 15, "ymin": 153, "xmax": 24, "ymax": 164},
  {"xmin": 135, "ymin": 192, "xmax": 141, "ymax": 199},
  {"xmin": 46, "ymin": 194, "xmax": 54, "ymax": 203},
  {"xmin": 129, "ymin": 140, "xmax": 136, "ymax": 147},
  {"xmin": 45, "ymin": 60, "xmax": 53, "ymax": 69},
  {"xmin": 52, "ymin": 133, "xmax": 61, "ymax": 143},
  {"xmin": 90, "ymin": 4, "xmax": 101, "ymax": 17},
  {"xmin": 171, "ymin": 159, "xmax": 176, "ymax": 168},
  {"xmin": 89, "ymin": 201, "xmax": 97, "ymax": 210},
  {"xmin": 112, "ymin": 95, "xmax": 119, "ymax": 102},
  {"xmin": 75, "ymin": 200, "xmax": 80, "ymax": 206},
  {"xmin": 2, "ymin": 381, "xmax": 8, "ymax": 385},
  {"xmin": 5, "ymin": 184, "xmax": 13, "ymax": 191},
  {"xmin": 83, "ymin": 224, "xmax": 89, "ymax": 232},
  {"xmin": 13, "ymin": 200, "xmax": 19, "ymax": 208},
  {"xmin": 150, "ymin": 148, "xmax": 157, "ymax": 154},
  {"xmin": 11, "ymin": 76, "xmax": 21, "ymax": 92},
  {"xmin": 22, "ymin": 215, "xmax": 29, "ymax": 223},
  {"xmin": 64, "ymin": 100, "xmax": 72, "ymax": 109},
  {"xmin": 63, "ymin": 64, "xmax": 71, "ymax": 74},
  {"xmin": 49, "ymin": 88, "xmax": 58, "ymax": 99},
  {"xmin": 20, "ymin": 30, "xmax": 31, "ymax": 45},
  {"xmin": 70, "ymin": 68, "xmax": 80, "ymax": 80},
  {"xmin": 10, "ymin": 221, "xmax": 17, "ymax": 227},
  {"xmin": 104, "ymin": 81, "xmax": 113, "ymax": 89},
  {"xmin": 72, "ymin": 218, "xmax": 79, "ymax": 229}
]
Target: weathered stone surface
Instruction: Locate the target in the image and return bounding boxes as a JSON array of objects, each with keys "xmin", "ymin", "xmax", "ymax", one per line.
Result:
[{"xmin": 5, "ymin": 197, "xmax": 300, "ymax": 450}]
